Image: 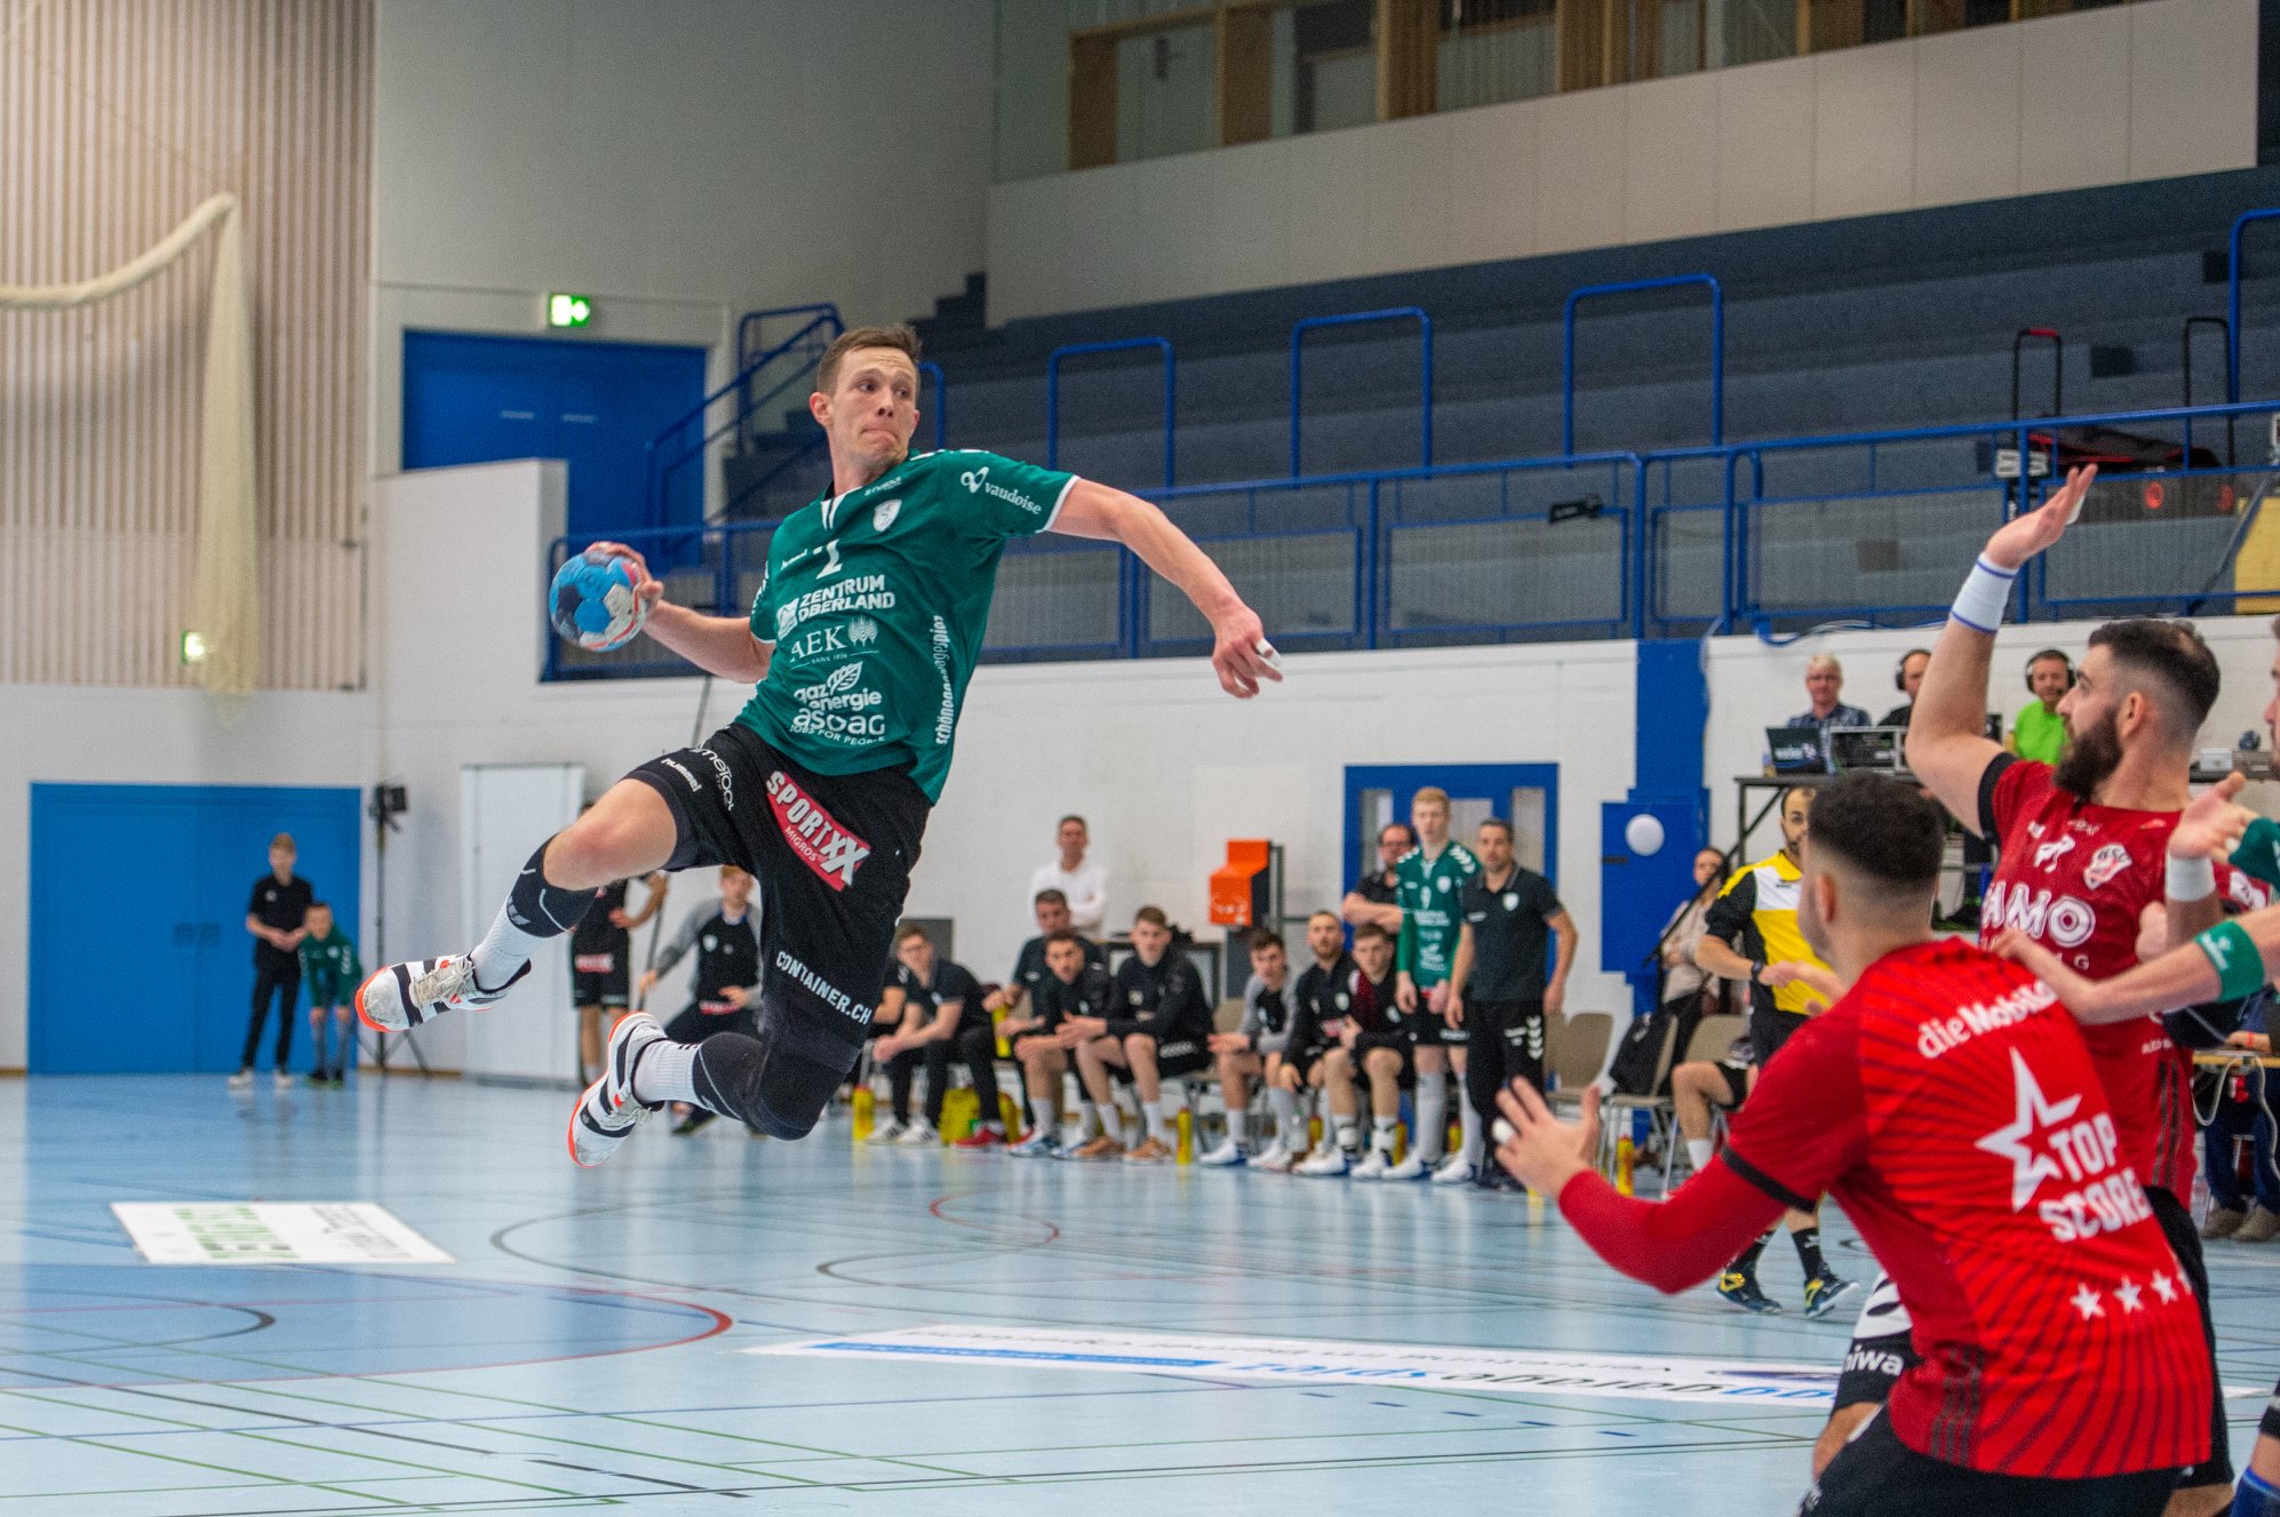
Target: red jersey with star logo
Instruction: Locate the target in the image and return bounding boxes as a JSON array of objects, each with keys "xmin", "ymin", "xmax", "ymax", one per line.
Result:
[
  {"xmin": 1723, "ymin": 939, "xmax": 2209, "ymax": 1478},
  {"xmin": 1977, "ymin": 756, "xmax": 2268, "ymax": 1198}
]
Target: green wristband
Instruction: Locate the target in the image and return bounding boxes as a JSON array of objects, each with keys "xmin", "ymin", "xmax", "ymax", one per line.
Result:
[
  {"xmin": 2231, "ymin": 817, "xmax": 2280, "ymax": 890},
  {"xmin": 2197, "ymin": 919, "xmax": 2267, "ymax": 1003}
]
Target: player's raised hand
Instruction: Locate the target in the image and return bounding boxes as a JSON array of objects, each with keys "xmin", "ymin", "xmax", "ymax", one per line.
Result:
[
  {"xmin": 1208, "ymin": 600, "xmax": 1283, "ymax": 699},
  {"xmin": 586, "ymin": 541, "xmax": 665, "ymax": 610},
  {"xmin": 1493, "ymin": 1079, "xmax": 1598, "ymax": 1196},
  {"xmin": 1981, "ymin": 465, "xmax": 2097, "ymax": 572},
  {"xmin": 2170, "ymin": 772, "xmax": 2254, "ymax": 863},
  {"xmin": 1989, "ymin": 928, "xmax": 2102, "ymax": 1016}
]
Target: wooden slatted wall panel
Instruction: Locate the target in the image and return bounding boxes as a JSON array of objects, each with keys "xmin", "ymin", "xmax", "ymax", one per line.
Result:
[{"xmin": 0, "ymin": 0, "xmax": 370, "ymax": 690}]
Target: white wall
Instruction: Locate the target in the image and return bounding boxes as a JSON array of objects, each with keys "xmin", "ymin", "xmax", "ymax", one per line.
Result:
[
  {"xmin": 986, "ymin": 0, "xmax": 2258, "ymax": 322},
  {"xmin": 1701, "ymin": 615, "xmax": 2280, "ymax": 856},
  {"xmin": 0, "ymin": 687, "xmax": 374, "ymax": 1069},
  {"xmin": 370, "ymin": 0, "xmax": 998, "ymax": 474}
]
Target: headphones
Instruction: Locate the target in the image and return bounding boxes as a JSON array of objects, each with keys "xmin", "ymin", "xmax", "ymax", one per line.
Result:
[
  {"xmin": 2024, "ymin": 649, "xmax": 2074, "ymax": 695},
  {"xmin": 1894, "ymin": 648, "xmax": 1932, "ymax": 693}
]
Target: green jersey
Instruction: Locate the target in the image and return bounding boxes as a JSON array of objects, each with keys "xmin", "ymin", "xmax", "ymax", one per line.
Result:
[
  {"xmin": 299, "ymin": 927, "xmax": 362, "ymax": 1005},
  {"xmin": 737, "ymin": 449, "xmax": 1075, "ymax": 803},
  {"xmin": 1395, "ymin": 841, "xmax": 1480, "ymax": 986}
]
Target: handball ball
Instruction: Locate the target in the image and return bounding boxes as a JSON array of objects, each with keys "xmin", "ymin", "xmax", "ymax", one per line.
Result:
[{"xmin": 549, "ymin": 548, "xmax": 648, "ymax": 652}]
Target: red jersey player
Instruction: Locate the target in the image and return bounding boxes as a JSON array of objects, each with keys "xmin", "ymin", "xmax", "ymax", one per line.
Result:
[
  {"xmin": 1901, "ymin": 465, "xmax": 2263, "ymax": 1512},
  {"xmin": 1497, "ymin": 774, "xmax": 2205, "ymax": 1516}
]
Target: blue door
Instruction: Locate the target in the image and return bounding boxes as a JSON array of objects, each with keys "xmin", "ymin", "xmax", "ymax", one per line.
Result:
[
  {"xmin": 29, "ymin": 785, "xmax": 363, "ymax": 1074},
  {"xmin": 402, "ymin": 331, "xmax": 707, "ymax": 541},
  {"xmin": 1341, "ymin": 764, "xmax": 1562, "ymax": 891}
]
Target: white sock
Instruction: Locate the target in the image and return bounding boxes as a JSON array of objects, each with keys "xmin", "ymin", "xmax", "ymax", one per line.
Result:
[
  {"xmin": 1687, "ymin": 1138, "xmax": 1715, "ymax": 1171},
  {"xmin": 1267, "ymin": 1086, "xmax": 1299, "ymax": 1145},
  {"xmin": 1143, "ymin": 1101, "xmax": 1168, "ymax": 1142},
  {"xmin": 1226, "ymin": 1108, "xmax": 1249, "ymax": 1145},
  {"xmin": 1372, "ymin": 1115, "xmax": 1397, "ymax": 1156},
  {"xmin": 631, "ymin": 1039, "xmax": 699, "ymax": 1106},
  {"xmin": 469, "ymin": 900, "xmax": 545, "ymax": 991},
  {"xmin": 1337, "ymin": 1122, "xmax": 1360, "ymax": 1153},
  {"xmin": 1458, "ymin": 1097, "xmax": 1484, "ymax": 1167},
  {"xmin": 1416, "ymin": 1079, "xmax": 1447, "ymax": 1163}
]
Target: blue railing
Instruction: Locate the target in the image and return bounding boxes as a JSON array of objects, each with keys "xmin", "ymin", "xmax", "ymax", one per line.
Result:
[
  {"xmin": 646, "ymin": 305, "xmax": 842, "ymax": 526},
  {"xmin": 920, "ymin": 360, "xmax": 947, "ymax": 453},
  {"xmin": 1565, "ymin": 274, "xmax": 1722, "ymax": 455},
  {"xmin": 1291, "ymin": 307, "xmax": 1432, "ymax": 477},
  {"xmin": 1046, "ymin": 337, "xmax": 1175, "ymax": 488}
]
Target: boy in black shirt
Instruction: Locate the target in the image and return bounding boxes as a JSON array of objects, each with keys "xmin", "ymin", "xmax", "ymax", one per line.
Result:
[
  {"xmin": 637, "ymin": 864, "xmax": 760, "ymax": 1135},
  {"xmin": 233, "ymin": 834, "xmax": 313, "ymax": 1090},
  {"xmin": 1445, "ymin": 818, "xmax": 1574, "ymax": 1185},
  {"xmin": 1066, "ymin": 906, "xmax": 1213, "ymax": 1163},
  {"xmin": 1005, "ymin": 930, "xmax": 1114, "ymax": 1157},
  {"xmin": 1271, "ymin": 910, "xmax": 1359, "ymax": 1171},
  {"xmin": 570, "ymin": 862, "xmax": 667, "ymax": 1085},
  {"xmin": 870, "ymin": 924, "xmax": 1001, "ymax": 1148}
]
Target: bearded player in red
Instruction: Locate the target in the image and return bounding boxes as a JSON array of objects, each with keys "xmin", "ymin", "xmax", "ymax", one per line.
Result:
[
  {"xmin": 1885, "ymin": 464, "xmax": 2264, "ymax": 1516},
  {"xmin": 1497, "ymin": 772, "xmax": 2208, "ymax": 1515}
]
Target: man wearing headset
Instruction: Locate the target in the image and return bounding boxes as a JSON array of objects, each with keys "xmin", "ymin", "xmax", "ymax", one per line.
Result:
[
  {"xmin": 2010, "ymin": 648, "xmax": 2074, "ymax": 763},
  {"xmin": 1879, "ymin": 648, "xmax": 1931, "ymax": 728}
]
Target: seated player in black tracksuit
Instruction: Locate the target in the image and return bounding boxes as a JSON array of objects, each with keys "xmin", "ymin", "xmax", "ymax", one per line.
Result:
[
  {"xmin": 635, "ymin": 865, "xmax": 760, "ymax": 1136},
  {"xmin": 982, "ymin": 887, "xmax": 1107, "ymax": 1026},
  {"xmin": 1065, "ymin": 906, "xmax": 1214, "ymax": 1164},
  {"xmin": 1003, "ymin": 929, "xmax": 1114, "ymax": 1157},
  {"xmin": 1272, "ymin": 910, "xmax": 1360, "ymax": 1170},
  {"xmin": 868, "ymin": 924, "xmax": 1001, "ymax": 1149},
  {"xmin": 1295, "ymin": 920, "xmax": 1413, "ymax": 1178}
]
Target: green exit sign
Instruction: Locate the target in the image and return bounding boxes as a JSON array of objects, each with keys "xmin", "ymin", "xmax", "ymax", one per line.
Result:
[{"xmin": 546, "ymin": 292, "xmax": 594, "ymax": 328}]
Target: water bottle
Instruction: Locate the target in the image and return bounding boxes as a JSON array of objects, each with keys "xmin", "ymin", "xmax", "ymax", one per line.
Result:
[
  {"xmin": 851, "ymin": 1084, "xmax": 875, "ymax": 1143},
  {"xmin": 1176, "ymin": 1108, "xmax": 1194, "ymax": 1164},
  {"xmin": 1616, "ymin": 1134, "xmax": 1636, "ymax": 1196}
]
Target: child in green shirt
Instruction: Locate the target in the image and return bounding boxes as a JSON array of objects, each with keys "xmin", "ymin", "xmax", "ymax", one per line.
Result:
[{"xmin": 298, "ymin": 902, "xmax": 363, "ymax": 1086}]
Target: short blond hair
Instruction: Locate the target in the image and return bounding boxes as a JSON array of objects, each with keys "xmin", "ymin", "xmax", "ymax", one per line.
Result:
[
  {"xmin": 1412, "ymin": 786, "xmax": 1450, "ymax": 809},
  {"xmin": 1805, "ymin": 654, "xmax": 1843, "ymax": 677},
  {"xmin": 815, "ymin": 323, "xmax": 921, "ymax": 395}
]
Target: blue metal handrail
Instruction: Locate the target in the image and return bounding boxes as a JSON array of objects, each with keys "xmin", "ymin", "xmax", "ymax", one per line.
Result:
[
  {"xmin": 646, "ymin": 309, "xmax": 842, "ymax": 522},
  {"xmin": 1046, "ymin": 337, "xmax": 1175, "ymax": 488},
  {"xmin": 1290, "ymin": 307, "xmax": 1431, "ymax": 477},
  {"xmin": 920, "ymin": 360, "xmax": 947, "ymax": 453},
  {"xmin": 736, "ymin": 303, "xmax": 843, "ymax": 377},
  {"xmin": 2228, "ymin": 209, "xmax": 2280, "ymax": 404},
  {"xmin": 1564, "ymin": 273, "xmax": 1723, "ymax": 455}
]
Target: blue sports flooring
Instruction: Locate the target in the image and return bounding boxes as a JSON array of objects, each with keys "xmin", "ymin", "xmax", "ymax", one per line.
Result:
[{"xmin": 6, "ymin": 1074, "xmax": 2279, "ymax": 1515}]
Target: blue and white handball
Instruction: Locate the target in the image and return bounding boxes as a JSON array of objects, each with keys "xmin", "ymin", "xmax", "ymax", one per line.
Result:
[{"xmin": 549, "ymin": 548, "xmax": 649, "ymax": 652}]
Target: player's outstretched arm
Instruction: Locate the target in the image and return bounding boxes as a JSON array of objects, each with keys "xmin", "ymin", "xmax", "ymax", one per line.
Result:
[
  {"xmin": 587, "ymin": 540, "xmax": 772, "ymax": 683},
  {"xmin": 1050, "ymin": 481, "xmax": 1280, "ymax": 698},
  {"xmin": 1992, "ymin": 903, "xmax": 2280, "ymax": 1023},
  {"xmin": 1905, "ymin": 465, "xmax": 2096, "ymax": 828}
]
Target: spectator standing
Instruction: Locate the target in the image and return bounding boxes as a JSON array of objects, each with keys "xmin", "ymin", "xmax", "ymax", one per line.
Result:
[
  {"xmin": 1028, "ymin": 815, "xmax": 1107, "ymax": 936},
  {"xmin": 232, "ymin": 833, "xmax": 312, "ymax": 1090},
  {"xmin": 1877, "ymin": 649, "xmax": 1931, "ymax": 728},
  {"xmin": 1341, "ymin": 822, "xmax": 1415, "ymax": 932},
  {"xmin": 2008, "ymin": 649, "xmax": 2073, "ymax": 764},
  {"xmin": 1787, "ymin": 654, "xmax": 1871, "ymax": 734},
  {"xmin": 1444, "ymin": 818, "xmax": 1575, "ymax": 1186},
  {"xmin": 1392, "ymin": 789, "xmax": 1479, "ymax": 1181}
]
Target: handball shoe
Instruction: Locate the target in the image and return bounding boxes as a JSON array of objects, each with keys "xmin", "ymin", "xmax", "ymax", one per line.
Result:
[
  {"xmin": 1381, "ymin": 1152, "xmax": 1428, "ymax": 1181},
  {"xmin": 1803, "ymin": 1271, "xmax": 1859, "ymax": 1319},
  {"xmin": 1430, "ymin": 1156, "xmax": 1478, "ymax": 1186},
  {"xmin": 1007, "ymin": 1129, "xmax": 1060, "ymax": 1158},
  {"xmin": 1123, "ymin": 1136, "xmax": 1174, "ymax": 1164},
  {"xmin": 894, "ymin": 1119, "xmax": 940, "ymax": 1148},
  {"xmin": 1196, "ymin": 1139, "xmax": 1248, "ymax": 1167},
  {"xmin": 864, "ymin": 1118, "xmax": 906, "ymax": 1146},
  {"xmin": 567, "ymin": 1012, "xmax": 666, "ymax": 1169},
  {"xmin": 951, "ymin": 1127, "xmax": 1005, "ymax": 1150},
  {"xmin": 1350, "ymin": 1149, "xmax": 1393, "ymax": 1180},
  {"xmin": 1252, "ymin": 1143, "xmax": 1295, "ymax": 1172},
  {"xmin": 358, "ymin": 955, "xmax": 528, "ymax": 1033},
  {"xmin": 1295, "ymin": 1148, "xmax": 1351, "ymax": 1177},
  {"xmin": 1717, "ymin": 1270, "xmax": 1785, "ymax": 1315},
  {"xmin": 1069, "ymin": 1134, "xmax": 1125, "ymax": 1162}
]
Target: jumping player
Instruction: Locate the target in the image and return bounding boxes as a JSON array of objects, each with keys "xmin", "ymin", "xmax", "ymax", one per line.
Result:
[
  {"xmin": 1497, "ymin": 774, "xmax": 2209, "ymax": 1516},
  {"xmin": 357, "ymin": 324, "xmax": 1277, "ymax": 1165},
  {"xmin": 1900, "ymin": 463, "xmax": 2261, "ymax": 1515},
  {"xmin": 1392, "ymin": 788, "xmax": 1479, "ymax": 1181}
]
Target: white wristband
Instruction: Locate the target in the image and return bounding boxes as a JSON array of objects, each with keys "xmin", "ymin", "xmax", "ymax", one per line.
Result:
[
  {"xmin": 1949, "ymin": 556, "xmax": 2015, "ymax": 634},
  {"xmin": 2167, "ymin": 852, "xmax": 2217, "ymax": 903}
]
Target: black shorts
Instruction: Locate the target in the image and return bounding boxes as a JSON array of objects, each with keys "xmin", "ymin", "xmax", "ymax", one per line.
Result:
[
  {"xmin": 2148, "ymin": 1185, "xmax": 2232, "ymax": 1489},
  {"xmin": 570, "ymin": 945, "xmax": 630, "ymax": 1009},
  {"xmin": 1351, "ymin": 1032, "xmax": 1415, "ymax": 1084},
  {"xmin": 1712, "ymin": 1059, "xmax": 1751, "ymax": 1109},
  {"xmin": 628, "ymin": 723, "xmax": 928, "ymax": 1077},
  {"xmin": 1106, "ymin": 1032, "xmax": 1213, "ymax": 1081},
  {"xmin": 1410, "ymin": 995, "xmax": 1467, "ymax": 1047},
  {"xmin": 1751, "ymin": 1008, "xmax": 1808, "ymax": 1070},
  {"xmin": 1805, "ymin": 1408, "xmax": 2173, "ymax": 1517}
]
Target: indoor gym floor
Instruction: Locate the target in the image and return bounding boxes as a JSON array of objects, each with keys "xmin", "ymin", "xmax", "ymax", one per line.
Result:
[{"xmin": 6, "ymin": 1074, "xmax": 2276, "ymax": 1515}]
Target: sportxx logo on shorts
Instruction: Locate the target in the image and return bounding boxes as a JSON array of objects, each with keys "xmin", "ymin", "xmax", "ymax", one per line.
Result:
[{"xmin": 766, "ymin": 770, "xmax": 871, "ymax": 891}]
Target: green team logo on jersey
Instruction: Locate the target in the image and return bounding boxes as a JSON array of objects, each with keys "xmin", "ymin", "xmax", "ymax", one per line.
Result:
[{"xmin": 737, "ymin": 450, "xmax": 1075, "ymax": 803}]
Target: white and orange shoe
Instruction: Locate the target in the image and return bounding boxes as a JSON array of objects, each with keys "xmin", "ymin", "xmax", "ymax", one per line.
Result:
[
  {"xmin": 568, "ymin": 1012, "xmax": 667, "ymax": 1168},
  {"xmin": 356, "ymin": 955, "xmax": 528, "ymax": 1034}
]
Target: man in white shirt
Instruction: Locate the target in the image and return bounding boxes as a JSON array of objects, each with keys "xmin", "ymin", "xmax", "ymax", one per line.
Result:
[{"xmin": 1028, "ymin": 814, "xmax": 1108, "ymax": 936}]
